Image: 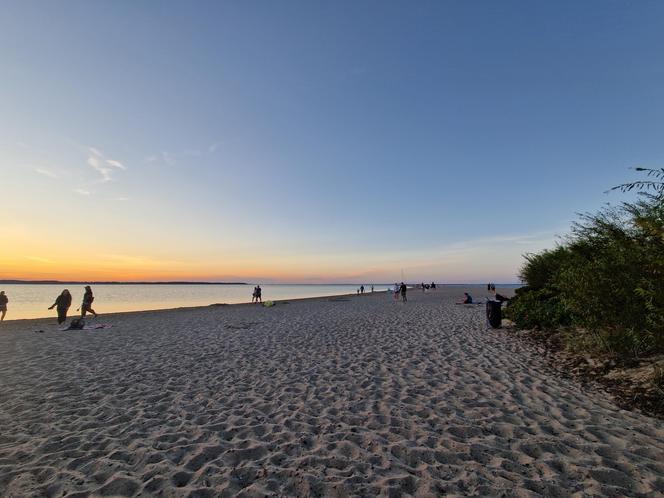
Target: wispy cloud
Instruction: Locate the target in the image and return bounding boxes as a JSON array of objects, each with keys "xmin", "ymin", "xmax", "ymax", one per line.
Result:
[
  {"xmin": 86, "ymin": 147, "xmax": 127, "ymax": 183},
  {"xmin": 209, "ymin": 142, "xmax": 221, "ymax": 153},
  {"xmin": 74, "ymin": 188, "xmax": 91, "ymax": 196},
  {"xmin": 161, "ymin": 151, "xmax": 175, "ymax": 165},
  {"xmin": 35, "ymin": 167, "xmax": 59, "ymax": 179},
  {"xmin": 106, "ymin": 159, "xmax": 126, "ymax": 170}
]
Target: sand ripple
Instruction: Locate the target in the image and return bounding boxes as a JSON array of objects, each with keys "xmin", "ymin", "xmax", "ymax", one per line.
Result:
[{"xmin": 1, "ymin": 289, "xmax": 663, "ymax": 497}]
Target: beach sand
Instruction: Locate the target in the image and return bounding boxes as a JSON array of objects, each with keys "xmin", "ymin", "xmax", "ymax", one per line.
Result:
[{"xmin": 0, "ymin": 287, "xmax": 663, "ymax": 497}]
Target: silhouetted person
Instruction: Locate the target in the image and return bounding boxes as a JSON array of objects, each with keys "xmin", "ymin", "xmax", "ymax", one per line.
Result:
[
  {"xmin": 371, "ymin": 285, "xmax": 374, "ymax": 293},
  {"xmin": 79, "ymin": 286, "xmax": 97, "ymax": 317},
  {"xmin": 255, "ymin": 285, "xmax": 262, "ymax": 303},
  {"xmin": 0, "ymin": 291, "xmax": 7, "ymax": 321},
  {"xmin": 49, "ymin": 289, "xmax": 72, "ymax": 324},
  {"xmin": 431, "ymin": 282, "xmax": 436, "ymax": 289},
  {"xmin": 400, "ymin": 282, "xmax": 407, "ymax": 302},
  {"xmin": 495, "ymin": 293, "xmax": 510, "ymax": 303},
  {"xmin": 360, "ymin": 285, "xmax": 364, "ymax": 294}
]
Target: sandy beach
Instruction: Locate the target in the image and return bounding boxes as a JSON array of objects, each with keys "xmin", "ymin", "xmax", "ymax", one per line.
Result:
[{"xmin": 1, "ymin": 287, "xmax": 663, "ymax": 497}]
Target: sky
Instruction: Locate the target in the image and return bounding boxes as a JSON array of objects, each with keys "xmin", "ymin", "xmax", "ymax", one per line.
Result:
[{"xmin": 1, "ymin": 1, "xmax": 662, "ymax": 283}]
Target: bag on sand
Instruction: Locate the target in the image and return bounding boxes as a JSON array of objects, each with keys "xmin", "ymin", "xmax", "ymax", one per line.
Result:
[
  {"xmin": 486, "ymin": 301, "xmax": 502, "ymax": 328},
  {"xmin": 67, "ymin": 318, "xmax": 85, "ymax": 330}
]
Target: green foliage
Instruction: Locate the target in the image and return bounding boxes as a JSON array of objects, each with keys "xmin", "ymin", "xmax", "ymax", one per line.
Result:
[
  {"xmin": 509, "ymin": 171, "xmax": 664, "ymax": 358},
  {"xmin": 505, "ymin": 287, "xmax": 571, "ymax": 330},
  {"xmin": 519, "ymin": 247, "xmax": 570, "ymax": 291},
  {"xmin": 610, "ymin": 167, "xmax": 664, "ymax": 198}
]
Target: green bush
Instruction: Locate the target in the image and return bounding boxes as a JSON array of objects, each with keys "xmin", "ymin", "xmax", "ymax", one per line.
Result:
[
  {"xmin": 505, "ymin": 287, "xmax": 572, "ymax": 330},
  {"xmin": 510, "ymin": 173, "xmax": 664, "ymax": 358}
]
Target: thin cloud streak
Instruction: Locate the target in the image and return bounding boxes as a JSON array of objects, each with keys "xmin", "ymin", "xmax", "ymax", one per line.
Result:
[{"xmin": 86, "ymin": 147, "xmax": 127, "ymax": 183}]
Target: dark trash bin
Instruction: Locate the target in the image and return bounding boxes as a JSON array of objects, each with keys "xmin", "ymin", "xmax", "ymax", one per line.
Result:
[{"xmin": 486, "ymin": 300, "xmax": 502, "ymax": 328}]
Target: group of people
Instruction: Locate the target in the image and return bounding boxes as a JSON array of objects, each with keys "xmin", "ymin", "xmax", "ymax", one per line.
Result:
[
  {"xmin": 251, "ymin": 285, "xmax": 262, "ymax": 303},
  {"xmin": 0, "ymin": 286, "xmax": 98, "ymax": 324},
  {"xmin": 420, "ymin": 282, "xmax": 437, "ymax": 291},
  {"xmin": 393, "ymin": 282, "xmax": 408, "ymax": 302},
  {"xmin": 356, "ymin": 285, "xmax": 374, "ymax": 295}
]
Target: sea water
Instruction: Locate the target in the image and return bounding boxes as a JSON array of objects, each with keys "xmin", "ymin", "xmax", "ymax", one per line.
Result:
[
  {"xmin": 0, "ymin": 283, "xmax": 521, "ymax": 320},
  {"xmin": 0, "ymin": 284, "xmax": 392, "ymax": 320}
]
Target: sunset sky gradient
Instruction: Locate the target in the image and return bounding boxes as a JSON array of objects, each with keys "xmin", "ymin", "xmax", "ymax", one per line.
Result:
[{"xmin": 1, "ymin": 1, "xmax": 662, "ymax": 283}]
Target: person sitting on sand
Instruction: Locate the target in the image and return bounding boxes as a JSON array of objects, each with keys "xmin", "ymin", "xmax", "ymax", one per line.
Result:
[
  {"xmin": 48, "ymin": 289, "xmax": 72, "ymax": 324},
  {"xmin": 78, "ymin": 285, "xmax": 98, "ymax": 317},
  {"xmin": 456, "ymin": 292, "xmax": 473, "ymax": 304},
  {"xmin": 0, "ymin": 291, "xmax": 7, "ymax": 321}
]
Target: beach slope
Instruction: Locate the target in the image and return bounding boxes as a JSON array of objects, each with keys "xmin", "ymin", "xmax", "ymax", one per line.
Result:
[{"xmin": 0, "ymin": 288, "xmax": 662, "ymax": 497}]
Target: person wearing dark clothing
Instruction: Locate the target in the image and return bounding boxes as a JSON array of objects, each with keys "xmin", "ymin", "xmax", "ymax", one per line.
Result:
[
  {"xmin": 0, "ymin": 291, "xmax": 8, "ymax": 321},
  {"xmin": 49, "ymin": 289, "xmax": 72, "ymax": 324},
  {"xmin": 79, "ymin": 286, "xmax": 97, "ymax": 317},
  {"xmin": 431, "ymin": 282, "xmax": 436, "ymax": 289},
  {"xmin": 400, "ymin": 282, "xmax": 407, "ymax": 302},
  {"xmin": 255, "ymin": 285, "xmax": 262, "ymax": 303},
  {"xmin": 456, "ymin": 292, "xmax": 473, "ymax": 304},
  {"xmin": 360, "ymin": 285, "xmax": 364, "ymax": 294},
  {"xmin": 495, "ymin": 293, "xmax": 510, "ymax": 303}
]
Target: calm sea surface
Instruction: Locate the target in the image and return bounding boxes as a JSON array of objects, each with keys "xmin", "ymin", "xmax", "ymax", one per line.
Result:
[
  {"xmin": 0, "ymin": 283, "xmax": 521, "ymax": 321},
  {"xmin": 0, "ymin": 284, "xmax": 395, "ymax": 320}
]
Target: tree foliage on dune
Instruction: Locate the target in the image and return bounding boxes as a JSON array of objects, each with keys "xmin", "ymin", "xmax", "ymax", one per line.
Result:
[{"xmin": 507, "ymin": 169, "xmax": 664, "ymax": 358}]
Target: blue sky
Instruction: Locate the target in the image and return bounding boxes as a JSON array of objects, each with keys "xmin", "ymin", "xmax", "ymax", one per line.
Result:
[{"xmin": 1, "ymin": 1, "xmax": 662, "ymax": 283}]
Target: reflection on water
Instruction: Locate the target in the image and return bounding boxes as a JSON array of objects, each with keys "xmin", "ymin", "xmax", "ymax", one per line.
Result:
[
  {"xmin": 0, "ymin": 283, "xmax": 521, "ymax": 320},
  {"xmin": 0, "ymin": 284, "xmax": 391, "ymax": 320}
]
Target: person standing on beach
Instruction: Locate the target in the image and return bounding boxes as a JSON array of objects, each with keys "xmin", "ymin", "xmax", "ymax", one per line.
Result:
[
  {"xmin": 371, "ymin": 285, "xmax": 374, "ymax": 293},
  {"xmin": 400, "ymin": 282, "xmax": 407, "ymax": 302},
  {"xmin": 393, "ymin": 283, "xmax": 399, "ymax": 300},
  {"xmin": 360, "ymin": 285, "xmax": 364, "ymax": 294},
  {"xmin": 79, "ymin": 286, "xmax": 97, "ymax": 317},
  {"xmin": 255, "ymin": 285, "xmax": 262, "ymax": 303},
  {"xmin": 0, "ymin": 291, "xmax": 7, "ymax": 321},
  {"xmin": 48, "ymin": 289, "xmax": 72, "ymax": 324}
]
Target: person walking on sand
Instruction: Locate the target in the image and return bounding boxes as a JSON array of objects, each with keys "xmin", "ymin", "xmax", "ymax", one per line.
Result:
[
  {"xmin": 400, "ymin": 282, "xmax": 407, "ymax": 302},
  {"xmin": 48, "ymin": 289, "xmax": 72, "ymax": 324},
  {"xmin": 78, "ymin": 285, "xmax": 97, "ymax": 317},
  {"xmin": 0, "ymin": 291, "xmax": 7, "ymax": 321}
]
